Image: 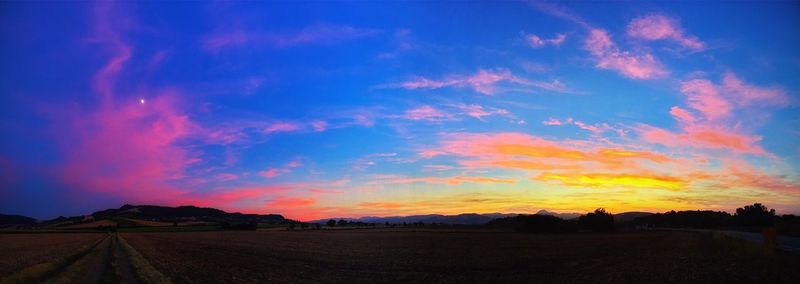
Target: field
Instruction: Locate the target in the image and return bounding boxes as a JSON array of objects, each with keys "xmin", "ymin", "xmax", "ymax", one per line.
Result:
[
  {"xmin": 1, "ymin": 229, "xmax": 798, "ymax": 283},
  {"xmin": 121, "ymin": 229, "xmax": 800, "ymax": 283},
  {"xmin": 0, "ymin": 232, "xmax": 106, "ymax": 277}
]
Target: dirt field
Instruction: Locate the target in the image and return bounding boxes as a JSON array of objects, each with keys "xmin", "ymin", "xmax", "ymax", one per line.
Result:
[
  {"xmin": 122, "ymin": 229, "xmax": 800, "ymax": 283},
  {"xmin": 0, "ymin": 233, "xmax": 106, "ymax": 277}
]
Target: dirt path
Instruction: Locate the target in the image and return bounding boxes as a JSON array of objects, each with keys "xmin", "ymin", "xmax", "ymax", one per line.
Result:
[
  {"xmin": 112, "ymin": 234, "xmax": 140, "ymax": 284},
  {"xmin": 44, "ymin": 234, "xmax": 112, "ymax": 283},
  {"xmin": 37, "ymin": 233, "xmax": 153, "ymax": 284}
]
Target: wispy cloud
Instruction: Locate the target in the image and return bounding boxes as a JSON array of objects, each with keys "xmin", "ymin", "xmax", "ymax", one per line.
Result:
[
  {"xmin": 585, "ymin": 29, "xmax": 669, "ymax": 79},
  {"xmin": 525, "ymin": 33, "xmax": 566, "ymax": 48},
  {"xmin": 627, "ymin": 14, "xmax": 705, "ymax": 50},
  {"xmin": 542, "ymin": 117, "xmax": 626, "ymax": 137},
  {"xmin": 202, "ymin": 23, "xmax": 382, "ymax": 51},
  {"xmin": 401, "ymin": 105, "xmax": 455, "ymax": 122},
  {"xmin": 264, "ymin": 122, "xmax": 302, "ymax": 134},
  {"xmin": 384, "ymin": 69, "xmax": 569, "ymax": 95}
]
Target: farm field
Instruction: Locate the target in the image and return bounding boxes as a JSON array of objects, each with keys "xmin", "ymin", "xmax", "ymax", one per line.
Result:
[
  {"xmin": 122, "ymin": 229, "xmax": 800, "ymax": 283},
  {"xmin": 0, "ymin": 232, "xmax": 106, "ymax": 277},
  {"xmin": 0, "ymin": 232, "xmax": 168, "ymax": 283}
]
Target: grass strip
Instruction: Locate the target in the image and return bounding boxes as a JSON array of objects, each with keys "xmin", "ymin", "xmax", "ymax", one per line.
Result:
[{"xmin": 118, "ymin": 235, "xmax": 171, "ymax": 284}]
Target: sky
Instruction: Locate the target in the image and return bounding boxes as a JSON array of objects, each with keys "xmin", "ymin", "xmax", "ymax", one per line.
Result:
[{"xmin": 1, "ymin": 1, "xmax": 799, "ymax": 221}]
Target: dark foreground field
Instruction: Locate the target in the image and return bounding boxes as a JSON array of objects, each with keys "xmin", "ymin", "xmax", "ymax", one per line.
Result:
[{"xmin": 119, "ymin": 229, "xmax": 800, "ymax": 283}]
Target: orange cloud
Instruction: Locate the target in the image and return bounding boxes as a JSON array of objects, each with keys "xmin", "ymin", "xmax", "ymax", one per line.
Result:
[
  {"xmin": 359, "ymin": 202, "xmax": 404, "ymax": 209},
  {"xmin": 370, "ymin": 174, "xmax": 515, "ymax": 186},
  {"xmin": 429, "ymin": 132, "xmax": 676, "ymax": 171},
  {"xmin": 535, "ymin": 173, "xmax": 686, "ymax": 190},
  {"xmin": 637, "ymin": 124, "xmax": 766, "ymax": 155}
]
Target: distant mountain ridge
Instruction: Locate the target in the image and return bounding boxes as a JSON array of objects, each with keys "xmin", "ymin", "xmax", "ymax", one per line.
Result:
[
  {"xmin": 535, "ymin": 210, "xmax": 582, "ymax": 220},
  {"xmin": 311, "ymin": 210, "xmax": 586, "ymax": 225}
]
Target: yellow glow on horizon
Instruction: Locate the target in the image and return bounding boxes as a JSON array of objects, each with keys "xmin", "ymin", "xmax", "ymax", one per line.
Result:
[{"xmin": 535, "ymin": 173, "xmax": 686, "ymax": 190}]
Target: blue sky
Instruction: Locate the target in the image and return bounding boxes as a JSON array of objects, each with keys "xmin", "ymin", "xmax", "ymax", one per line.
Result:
[{"xmin": 1, "ymin": 1, "xmax": 798, "ymax": 220}]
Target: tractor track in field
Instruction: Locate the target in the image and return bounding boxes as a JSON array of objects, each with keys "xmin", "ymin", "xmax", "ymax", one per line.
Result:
[{"xmin": 2, "ymin": 233, "xmax": 164, "ymax": 284}]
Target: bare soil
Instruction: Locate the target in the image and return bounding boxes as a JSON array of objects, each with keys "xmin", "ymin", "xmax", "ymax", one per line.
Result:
[{"xmin": 121, "ymin": 229, "xmax": 800, "ymax": 283}]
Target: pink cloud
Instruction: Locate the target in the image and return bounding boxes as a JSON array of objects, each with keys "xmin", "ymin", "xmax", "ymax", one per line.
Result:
[
  {"xmin": 202, "ymin": 24, "xmax": 382, "ymax": 51},
  {"xmin": 637, "ymin": 124, "xmax": 766, "ymax": 155},
  {"xmin": 627, "ymin": 14, "xmax": 704, "ymax": 50},
  {"xmin": 542, "ymin": 117, "xmax": 625, "ymax": 136},
  {"xmin": 526, "ymin": 33, "xmax": 566, "ymax": 48},
  {"xmin": 402, "ymin": 105, "xmax": 454, "ymax": 121},
  {"xmin": 675, "ymin": 72, "xmax": 788, "ymax": 123},
  {"xmin": 679, "ymin": 79, "xmax": 732, "ymax": 121},
  {"xmin": 214, "ymin": 173, "xmax": 239, "ymax": 182},
  {"xmin": 455, "ymin": 104, "xmax": 511, "ymax": 121},
  {"xmin": 264, "ymin": 122, "xmax": 301, "ymax": 134},
  {"xmin": 542, "ymin": 118, "xmax": 564, "ymax": 126},
  {"xmin": 585, "ymin": 29, "xmax": 668, "ymax": 80},
  {"xmin": 721, "ymin": 72, "xmax": 789, "ymax": 106},
  {"xmin": 669, "ymin": 106, "xmax": 696, "ymax": 124},
  {"xmin": 59, "ymin": 93, "xmax": 201, "ymax": 199},
  {"xmin": 259, "ymin": 168, "xmax": 286, "ymax": 178},
  {"xmin": 311, "ymin": 120, "xmax": 328, "ymax": 132},
  {"xmin": 287, "ymin": 160, "xmax": 303, "ymax": 168},
  {"xmin": 52, "ymin": 4, "xmax": 206, "ymax": 203},
  {"xmin": 390, "ymin": 69, "xmax": 569, "ymax": 95}
]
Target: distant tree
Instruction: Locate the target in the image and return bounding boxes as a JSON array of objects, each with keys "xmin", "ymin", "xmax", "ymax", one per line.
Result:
[
  {"xmin": 326, "ymin": 219, "xmax": 336, "ymax": 227},
  {"xmin": 578, "ymin": 208, "xmax": 615, "ymax": 232},
  {"xmin": 487, "ymin": 214, "xmax": 569, "ymax": 233},
  {"xmin": 385, "ymin": 222, "xmax": 390, "ymax": 227},
  {"xmin": 337, "ymin": 219, "xmax": 349, "ymax": 226},
  {"xmin": 634, "ymin": 210, "xmax": 733, "ymax": 229},
  {"xmin": 735, "ymin": 203, "xmax": 776, "ymax": 227},
  {"xmin": 300, "ymin": 223, "xmax": 308, "ymax": 229},
  {"xmin": 315, "ymin": 223, "xmax": 321, "ymax": 230}
]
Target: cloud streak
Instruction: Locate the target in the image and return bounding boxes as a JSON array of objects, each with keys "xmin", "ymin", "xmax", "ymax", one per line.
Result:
[
  {"xmin": 627, "ymin": 14, "xmax": 705, "ymax": 50},
  {"xmin": 386, "ymin": 69, "xmax": 569, "ymax": 95},
  {"xmin": 202, "ymin": 23, "xmax": 382, "ymax": 51}
]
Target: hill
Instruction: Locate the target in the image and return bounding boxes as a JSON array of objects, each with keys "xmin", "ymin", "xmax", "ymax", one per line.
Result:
[
  {"xmin": 0, "ymin": 213, "xmax": 37, "ymax": 227},
  {"xmin": 312, "ymin": 213, "xmax": 521, "ymax": 225},
  {"xmin": 35, "ymin": 204, "xmax": 293, "ymax": 229},
  {"xmin": 613, "ymin": 212, "xmax": 654, "ymax": 223},
  {"xmin": 535, "ymin": 209, "xmax": 581, "ymax": 220}
]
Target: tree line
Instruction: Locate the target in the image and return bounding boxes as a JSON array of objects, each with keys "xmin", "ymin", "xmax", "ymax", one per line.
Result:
[{"xmin": 488, "ymin": 203, "xmax": 799, "ymax": 234}]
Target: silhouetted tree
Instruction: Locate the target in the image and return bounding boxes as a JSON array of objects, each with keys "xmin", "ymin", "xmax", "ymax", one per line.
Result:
[
  {"xmin": 326, "ymin": 219, "xmax": 336, "ymax": 227},
  {"xmin": 735, "ymin": 203, "xmax": 776, "ymax": 227},
  {"xmin": 487, "ymin": 214, "xmax": 571, "ymax": 233},
  {"xmin": 634, "ymin": 210, "xmax": 733, "ymax": 228},
  {"xmin": 337, "ymin": 219, "xmax": 349, "ymax": 226},
  {"xmin": 578, "ymin": 208, "xmax": 615, "ymax": 232}
]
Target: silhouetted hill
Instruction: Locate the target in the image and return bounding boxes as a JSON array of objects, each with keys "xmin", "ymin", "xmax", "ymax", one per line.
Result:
[
  {"xmin": 313, "ymin": 213, "xmax": 520, "ymax": 225},
  {"xmin": 95, "ymin": 204, "xmax": 289, "ymax": 223},
  {"xmin": 0, "ymin": 213, "xmax": 37, "ymax": 226},
  {"xmin": 536, "ymin": 210, "xmax": 581, "ymax": 220},
  {"xmin": 36, "ymin": 204, "xmax": 292, "ymax": 228},
  {"xmin": 613, "ymin": 212, "xmax": 653, "ymax": 223}
]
